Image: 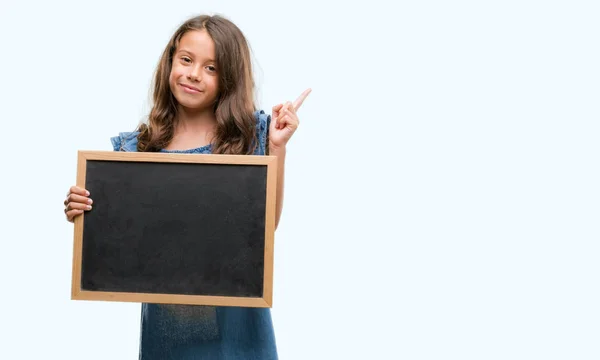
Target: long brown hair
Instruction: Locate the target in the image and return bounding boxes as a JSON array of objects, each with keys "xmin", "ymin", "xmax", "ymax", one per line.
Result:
[{"xmin": 137, "ymin": 15, "xmax": 257, "ymax": 154}]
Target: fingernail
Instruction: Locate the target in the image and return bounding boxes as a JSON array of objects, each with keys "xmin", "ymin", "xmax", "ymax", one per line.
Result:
[
  {"xmin": 87, "ymin": 199, "xmax": 93, "ymax": 204},
  {"xmin": 87, "ymin": 205, "xmax": 92, "ymax": 210},
  {"xmin": 86, "ymin": 191, "xmax": 90, "ymax": 196}
]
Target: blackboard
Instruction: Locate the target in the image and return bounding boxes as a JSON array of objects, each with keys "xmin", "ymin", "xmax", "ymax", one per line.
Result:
[{"xmin": 71, "ymin": 151, "xmax": 277, "ymax": 308}]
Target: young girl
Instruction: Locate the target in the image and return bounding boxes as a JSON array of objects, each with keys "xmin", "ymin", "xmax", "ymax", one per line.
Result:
[{"xmin": 63, "ymin": 14, "xmax": 310, "ymax": 359}]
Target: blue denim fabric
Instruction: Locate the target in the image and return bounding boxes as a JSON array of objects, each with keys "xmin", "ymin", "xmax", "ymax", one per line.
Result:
[{"xmin": 110, "ymin": 110, "xmax": 278, "ymax": 360}]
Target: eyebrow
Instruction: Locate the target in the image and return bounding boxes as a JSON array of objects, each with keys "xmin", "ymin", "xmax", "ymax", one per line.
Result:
[{"xmin": 175, "ymin": 49, "xmax": 215, "ymax": 62}]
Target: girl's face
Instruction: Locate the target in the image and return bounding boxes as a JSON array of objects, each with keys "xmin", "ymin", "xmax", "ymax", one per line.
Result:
[{"xmin": 169, "ymin": 30, "xmax": 219, "ymax": 112}]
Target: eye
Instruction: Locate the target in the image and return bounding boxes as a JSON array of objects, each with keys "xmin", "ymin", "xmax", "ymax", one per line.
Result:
[
  {"xmin": 181, "ymin": 56, "xmax": 192, "ymax": 63},
  {"xmin": 206, "ymin": 65, "xmax": 217, "ymax": 72}
]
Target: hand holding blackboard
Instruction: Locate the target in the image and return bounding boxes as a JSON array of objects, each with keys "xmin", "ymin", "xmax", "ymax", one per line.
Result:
[{"xmin": 64, "ymin": 186, "xmax": 92, "ymax": 223}]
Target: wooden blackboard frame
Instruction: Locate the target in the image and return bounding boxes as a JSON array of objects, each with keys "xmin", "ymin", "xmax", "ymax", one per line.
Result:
[{"xmin": 71, "ymin": 150, "xmax": 278, "ymax": 308}]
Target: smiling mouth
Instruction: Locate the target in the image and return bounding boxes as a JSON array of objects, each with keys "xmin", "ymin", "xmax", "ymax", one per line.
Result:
[{"xmin": 180, "ymin": 84, "xmax": 202, "ymax": 93}]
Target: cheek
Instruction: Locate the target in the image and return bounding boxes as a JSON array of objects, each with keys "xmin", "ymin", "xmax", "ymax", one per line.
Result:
[
  {"xmin": 169, "ymin": 67, "xmax": 180, "ymax": 84},
  {"xmin": 170, "ymin": 63, "xmax": 188, "ymax": 82},
  {"xmin": 208, "ymin": 77, "xmax": 219, "ymax": 95},
  {"xmin": 168, "ymin": 70, "xmax": 177, "ymax": 91}
]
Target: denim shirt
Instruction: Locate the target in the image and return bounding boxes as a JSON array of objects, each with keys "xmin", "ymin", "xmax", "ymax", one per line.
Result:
[
  {"xmin": 111, "ymin": 110, "xmax": 271, "ymax": 156},
  {"xmin": 111, "ymin": 109, "xmax": 278, "ymax": 360}
]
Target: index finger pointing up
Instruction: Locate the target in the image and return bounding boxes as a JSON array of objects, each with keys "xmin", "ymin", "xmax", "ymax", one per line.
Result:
[{"xmin": 293, "ymin": 88, "xmax": 312, "ymax": 111}]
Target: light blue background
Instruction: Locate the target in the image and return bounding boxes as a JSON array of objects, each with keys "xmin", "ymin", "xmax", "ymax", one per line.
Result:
[{"xmin": 0, "ymin": 1, "xmax": 598, "ymax": 359}]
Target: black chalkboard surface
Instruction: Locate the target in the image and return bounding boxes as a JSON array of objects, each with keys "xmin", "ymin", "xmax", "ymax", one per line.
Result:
[{"xmin": 71, "ymin": 151, "xmax": 277, "ymax": 308}]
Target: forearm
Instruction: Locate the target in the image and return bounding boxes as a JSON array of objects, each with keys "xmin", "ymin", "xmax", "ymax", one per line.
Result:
[{"xmin": 269, "ymin": 143, "xmax": 286, "ymax": 230}]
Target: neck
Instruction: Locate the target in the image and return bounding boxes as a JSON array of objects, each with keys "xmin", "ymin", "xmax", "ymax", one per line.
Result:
[
  {"xmin": 175, "ymin": 105, "xmax": 217, "ymax": 132},
  {"xmin": 166, "ymin": 105, "xmax": 217, "ymax": 150}
]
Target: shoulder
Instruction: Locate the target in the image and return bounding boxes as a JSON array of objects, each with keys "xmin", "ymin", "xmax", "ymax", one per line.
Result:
[
  {"xmin": 110, "ymin": 131, "xmax": 140, "ymax": 152},
  {"xmin": 254, "ymin": 109, "xmax": 271, "ymax": 138},
  {"xmin": 253, "ymin": 109, "xmax": 271, "ymax": 155},
  {"xmin": 110, "ymin": 111, "xmax": 268, "ymax": 153}
]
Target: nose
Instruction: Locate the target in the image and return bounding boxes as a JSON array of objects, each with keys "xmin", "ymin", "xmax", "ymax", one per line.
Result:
[{"xmin": 187, "ymin": 65, "xmax": 202, "ymax": 82}]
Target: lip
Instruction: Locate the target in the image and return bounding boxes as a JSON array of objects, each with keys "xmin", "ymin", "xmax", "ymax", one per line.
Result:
[{"xmin": 179, "ymin": 84, "xmax": 202, "ymax": 93}]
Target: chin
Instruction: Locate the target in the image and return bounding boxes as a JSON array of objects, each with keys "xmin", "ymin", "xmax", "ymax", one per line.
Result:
[{"xmin": 177, "ymin": 101, "xmax": 210, "ymax": 112}]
